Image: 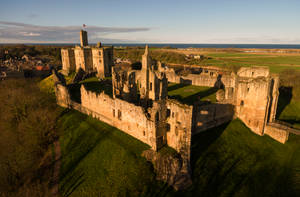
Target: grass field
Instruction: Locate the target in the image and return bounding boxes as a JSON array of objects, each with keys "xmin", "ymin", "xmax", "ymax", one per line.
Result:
[
  {"xmin": 155, "ymin": 48, "xmax": 300, "ymax": 73},
  {"xmin": 193, "ymin": 52, "xmax": 300, "ymax": 73},
  {"xmin": 180, "ymin": 119, "xmax": 300, "ymax": 197},
  {"xmin": 167, "ymin": 83, "xmax": 217, "ymax": 105}
]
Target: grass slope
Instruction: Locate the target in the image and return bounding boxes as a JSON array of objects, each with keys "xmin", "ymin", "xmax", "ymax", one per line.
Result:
[
  {"xmin": 58, "ymin": 110, "xmax": 173, "ymax": 197},
  {"xmin": 178, "ymin": 119, "xmax": 300, "ymax": 197}
]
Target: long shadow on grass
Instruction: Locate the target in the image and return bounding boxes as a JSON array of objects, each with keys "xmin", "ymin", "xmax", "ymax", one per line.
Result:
[
  {"xmin": 60, "ymin": 168, "xmax": 85, "ymax": 197},
  {"xmin": 59, "ymin": 112, "xmax": 153, "ymax": 196},
  {"xmin": 172, "ymin": 87, "xmax": 218, "ymax": 105},
  {"xmin": 276, "ymin": 86, "xmax": 293, "ymax": 118},
  {"xmin": 184, "ymin": 87, "xmax": 218, "ymax": 104},
  {"xmin": 59, "ymin": 119, "xmax": 114, "ymax": 195},
  {"xmin": 186, "ymin": 122, "xmax": 261, "ymax": 196},
  {"xmin": 167, "ymin": 83, "xmax": 189, "ymax": 92},
  {"xmin": 190, "ymin": 122, "xmax": 230, "ymax": 171}
]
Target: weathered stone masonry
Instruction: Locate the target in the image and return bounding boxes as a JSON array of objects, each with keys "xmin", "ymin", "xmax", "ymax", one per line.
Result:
[{"xmin": 160, "ymin": 63, "xmax": 299, "ymax": 144}]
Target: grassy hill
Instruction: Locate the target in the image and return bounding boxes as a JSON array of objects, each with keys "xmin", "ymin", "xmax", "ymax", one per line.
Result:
[{"xmin": 57, "ymin": 110, "xmax": 173, "ymax": 197}]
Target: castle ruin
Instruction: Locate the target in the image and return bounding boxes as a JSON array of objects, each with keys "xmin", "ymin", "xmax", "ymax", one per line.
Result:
[{"xmin": 54, "ymin": 30, "xmax": 300, "ymax": 190}]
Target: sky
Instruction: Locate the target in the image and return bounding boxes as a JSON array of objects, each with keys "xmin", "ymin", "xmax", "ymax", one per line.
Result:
[{"xmin": 1, "ymin": 0, "xmax": 300, "ymax": 44}]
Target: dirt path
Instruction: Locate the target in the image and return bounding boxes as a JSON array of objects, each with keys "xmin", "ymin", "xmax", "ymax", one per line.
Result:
[{"xmin": 51, "ymin": 139, "xmax": 62, "ymax": 196}]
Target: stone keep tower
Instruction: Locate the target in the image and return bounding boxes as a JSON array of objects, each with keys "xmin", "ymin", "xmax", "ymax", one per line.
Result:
[
  {"xmin": 61, "ymin": 48, "xmax": 75, "ymax": 75},
  {"xmin": 74, "ymin": 46, "xmax": 93, "ymax": 72},
  {"xmin": 61, "ymin": 30, "xmax": 114, "ymax": 78},
  {"xmin": 234, "ymin": 67, "xmax": 279, "ymax": 135},
  {"xmin": 80, "ymin": 30, "xmax": 88, "ymax": 47},
  {"xmin": 140, "ymin": 45, "xmax": 151, "ymax": 100},
  {"xmin": 92, "ymin": 45, "xmax": 114, "ymax": 78}
]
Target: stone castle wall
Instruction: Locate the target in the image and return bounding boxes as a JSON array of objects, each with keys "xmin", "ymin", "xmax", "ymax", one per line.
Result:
[
  {"xmin": 165, "ymin": 68, "xmax": 236, "ymax": 88},
  {"xmin": 264, "ymin": 123, "xmax": 289, "ymax": 143},
  {"xmin": 61, "ymin": 49, "xmax": 75, "ymax": 74},
  {"xmin": 91, "ymin": 48, "xmax": 105, "ymax": 76},
  {"xmin": 55, "ymin": 84, "xmax": 71, "ymax": 108},
  {"xmin": 192, "ymin": 103, "xmax": 234, "ymax": 134},
  {"xmin": 74, "ymin": 47, "xmax": 93, "ymax": 72},
  {"xmin": 234, "ymin": 77, "xmax": 270, "ymax": 135},
  {"xmin": 80, "ymin": 86, "xmax": 159, "ymax": 150},
  {"xmin": 267, "ymin": 75, "xmax": 280, "ymax": 122},
  {"xmin": 166, "ymin": 100, "xmax": 193, "ymax": 165},
  {"xmin": 91, "ymin": 47, "xmax": 114, "ymax": 78},
  {"xmin": 55, "ymin": 82, "xmax": 194, "ymax": 157}
]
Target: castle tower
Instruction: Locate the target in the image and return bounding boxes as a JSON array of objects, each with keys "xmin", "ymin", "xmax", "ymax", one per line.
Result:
[
  {"xmin": 142, "ymin": 45, "xmax": 151, "ymax": 70},
  {"xmin": 61, "ymin": 48, "xmax": 75, "ymax": 75},
  {"xmin": 139, "ymin": 45, "xmax": 168, "ymax": 103},
  {"xmin": 140, "ymin": 45, "xmax": 151, "ymax": 101},
  {"xmin": 235, "ymin": 67, "xmax": 271, "ymax": 135},
  {"xmin": 80, "ymin": 30, "xmax": 88, "ymax": 47}
]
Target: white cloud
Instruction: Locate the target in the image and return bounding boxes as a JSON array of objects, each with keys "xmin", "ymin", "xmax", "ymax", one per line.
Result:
[{"xmin": 0, "ymin": 21, "xmax": 150, "ymax": 43}]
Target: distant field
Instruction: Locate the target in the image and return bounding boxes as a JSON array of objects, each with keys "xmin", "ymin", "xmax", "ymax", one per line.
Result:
[
  {"xmin": 200, "ymin": 53, "xmax": 300, "ymax": 73},
  {"xmin": 159, "ymin": 49, "xmax": 300, "ymax": 73}
]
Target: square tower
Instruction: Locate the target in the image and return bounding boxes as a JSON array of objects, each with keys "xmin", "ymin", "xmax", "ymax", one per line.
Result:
[
  {"xmin": 61, "ymin": 48, "xmax": 75, "ymax": 74},
  {"xmin": 80, "ymin": 30, "xmax": 88, "ymax": 47},
  {"xmin": 92, "ymin": 46, "xmax": 114, "ymax": 78},
  {"xmin": 74, "ymin": 46, "xmax": 93, "ymax": 72}
]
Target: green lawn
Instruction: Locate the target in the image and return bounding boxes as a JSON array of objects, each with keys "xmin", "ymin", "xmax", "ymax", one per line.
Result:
[
  {"xmin": 58, "ymin": 110, "xmax": 173, "ymax": 197},
  {"xmin": 201, "ymin": 53, "xmax": 300, "ymax": 73},
  {"xmin": 207, "ymin": 52, "xmax": 269, "ymax": 58},
  {"xmin": 177, "ymin": 119, "xmax": 300, "ymax": 197},
  {"xmin": 168, "ymin": 83, "xmax": 217, "ymax": 105}
]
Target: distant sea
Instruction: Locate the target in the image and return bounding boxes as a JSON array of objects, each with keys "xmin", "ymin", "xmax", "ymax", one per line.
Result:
[
  {"xmin": 2, "ymin": 43, "xmax": 300, "ymax": 49},
  {"xmin": 108, "ymin": 43, "xmax": 300, "ymax": 49}
]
